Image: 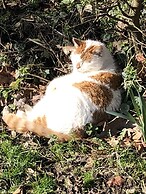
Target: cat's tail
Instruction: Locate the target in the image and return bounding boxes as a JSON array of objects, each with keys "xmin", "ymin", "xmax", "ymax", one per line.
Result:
[{"xmin": 2, "ymin": 106, "xmax": 71, "ymax": 141}]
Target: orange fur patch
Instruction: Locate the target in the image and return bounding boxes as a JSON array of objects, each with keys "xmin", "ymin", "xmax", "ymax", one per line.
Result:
[
  {"xmin": 81, "ymin": 45, "xmax": 102, "ymax": 62},
  {"xmin": 90, "ymin": 72, "xmax": 122, "ymax": 90},
  {"xmin": 2, "ymin": 113, "xmax": 28, "ymax": 133},
  {"xmin": 33, "ymin": 116, "xmax": 71, "ymax": 141},
  {"xmin": 75, "ymin": 41, "xmax": 86, "ymax": 54},
  {"xmin": 73, "ymin": 81, "xmax": 113, "ymax": 108},
  {"xmin": 2, "ymin": 113, "xmax": 71, "ymax": 142}
]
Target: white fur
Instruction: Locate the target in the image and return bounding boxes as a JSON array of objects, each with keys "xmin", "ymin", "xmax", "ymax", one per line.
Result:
[
  {"xmin": 24, "ymin": 39, "xmax": 121, "ymax": 134},
  {"xmin": 71, "ymin": 39, "xmax": 116, "ymax": 73}
]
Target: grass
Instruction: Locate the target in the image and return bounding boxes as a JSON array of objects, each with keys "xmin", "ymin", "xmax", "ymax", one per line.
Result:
[
  {"xmin": 83, "ymin": 171, "xmax": 95, "ymax": 188},
  {"xmin": 0, "ymin": 131, "xmax": 146, "ymax": 193},
  {"xmin": 32, "ymin": 175, "xmax": 56, "ymax": 194}
]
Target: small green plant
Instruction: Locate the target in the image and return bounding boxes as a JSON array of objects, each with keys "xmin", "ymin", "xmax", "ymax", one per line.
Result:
[
  {"xmin": 106, "ymin": 64, "xmax": 146, "ymax": 142},
  {"xmin": 85, "ymin": 123, "xmax": 99, "ymax": 137},
  {"xmin": 0, "ymin": 86, "xmax": 13, "ymax": 99},
  {"xmin": 9, "ymin": 66, "xmax": 30, "ymax": 90},
  {"xmin": 32, "ymin": 174, "xmax": 56, "ymax": 194},
  {"xmin": 0, "ymin": 54, "xmax": 7, "ymax": 64},
  {"xmin": 0, "ymin": 134, "xmax": 39, "ymax": 193},
  {"xmin": 61, "ymin": 0, "xmax": 74, "ymax": 4},
  {"xmin": 83, "ymin": 171, "xmax": 95, "ymax": 188},
  {"xmin": 29, "ymin": 0, "xmax": 39, "ymax": 4}
]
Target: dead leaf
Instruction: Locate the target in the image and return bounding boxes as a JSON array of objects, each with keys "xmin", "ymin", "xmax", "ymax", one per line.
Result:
[
  {"xmin": 126, "ymin": 188, "xmax": 136, "ymax": 193},
  {"xmin": 11, "ymin": 130, "xmax": 17, "ymax": 138},
  {"xmin": 123, "ymin": 138, "xmax": 131, "ymax": 147},
  {"xmin": 107, "ymin": 136, "xmax": 119, "ymax": 147},
  {"xmin": 119, "ymin": 125, "xmax": 146, "ymax": 151},
  {"xmin": 84, "ymin": 157, "xmax": 94, "ymax": 169},
  {"xmin": 132, "ymin": 125, "xmax": 142, "ymax": 141},
  {"xmin": 13, "ymin": 186, "xmax": 23, "ymax": 194},
  {"xmin": 27, "ymin": 168, "xmax": 35, "ymax": 175},
  {"xmin": 107, "ymin": 176, "xmax": 124, "ymax": 187},
  {"xmin": 136, "ymin": 53, "xmax": 145, "ymax": 63},
  {"xmin": 134, "ymin": 141, "xmax": 146, "ymax": 152},
  {"xmin": 0, "ymin": 68, "xmax": 14, "ymax": 86}
]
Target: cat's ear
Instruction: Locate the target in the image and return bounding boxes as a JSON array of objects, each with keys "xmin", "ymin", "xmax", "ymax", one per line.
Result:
[
  {"xmin": 72, "ymin": 38, "xmax": 84, "ymax": 47},
  {"xmin": 62, "ymin": 46, "xmax": 74, "ymax": 55}
]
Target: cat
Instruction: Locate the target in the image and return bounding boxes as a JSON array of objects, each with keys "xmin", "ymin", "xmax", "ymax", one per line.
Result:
[{"xmin": 2, "ymin": 38, "xmax": 122, "ymax": 141}]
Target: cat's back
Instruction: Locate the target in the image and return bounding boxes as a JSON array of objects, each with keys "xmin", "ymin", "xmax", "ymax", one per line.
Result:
[{"xmin": 45, "ymin": 69, "xmax": 122, "ymax": 105}]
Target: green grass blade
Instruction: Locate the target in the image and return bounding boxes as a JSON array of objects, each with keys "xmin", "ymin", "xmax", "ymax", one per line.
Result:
[
  {"xmin": 106, "ymin": 110, "xmax": 136, "ymax": 123},
  {"xmin": 138, "ymin": 93, "xmax": 146, "ymax": 142},
  {"xmin": 129, "ymin": 89, "xmax": 141, "ymax": 116}
]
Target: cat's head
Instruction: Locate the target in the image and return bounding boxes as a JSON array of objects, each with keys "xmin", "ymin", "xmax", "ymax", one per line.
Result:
[{"xmin": 63, "ymin": 38, "xmax": 116, "ymax": 73}]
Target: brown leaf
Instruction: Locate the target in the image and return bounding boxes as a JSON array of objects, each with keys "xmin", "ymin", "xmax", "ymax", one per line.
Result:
[
  {"xmin": 134, "ymin": 141, "xmax": 146, "ymax": 152},
  {"xmin": 107, "ymin": 136, "xmax": 119, "ymax": 147},
  {"xmin": 132, "ymin": 131, "xmax": 142, "ymax": 141},
  {"xmin": 107, "ymin": 176, "xmax": 124, "ymax": 187},
  {"xmin": 121, "ymin": 125, "xmax": 146, "ymax": 151},
  {"xmin": 132, "ymin": 125, "xmax": 142, "ymax": 140},
  {"xmin": 13, "ymin": 186, "xmax": 23, "ymax": 194},
  {"xmin": 0, "ymin": 68, "xmax": 14, "ymax": 86},
  {"xmin": 136, "ymin": 53, "xmax": 145, "ymax": 63},
  {"xmin": 123, "ymin": 137, "xmax": 131, "ymax": 147},
  {"xmin": 85, "ymin": 157, "xmax": 94, "ymax": 169}
]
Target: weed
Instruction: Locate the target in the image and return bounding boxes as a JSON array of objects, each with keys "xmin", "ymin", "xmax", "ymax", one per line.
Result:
[
  {"xmin": 0, "ymin": 133, "xmax": 39, "ymax": 193},
  {"xmin": 0, "ymin": 132, "xmax": 146, "ymax": 193},
  {"xmin": 116, "ymin": 147, "xmax": 146, "ymax": 181},
  {"xmin": 122, "ymin": 64, "xmax": 146, "ymax": 142},
  {"xmin": 83, "ymin": 171, "xmax": 95, "ymax": 188},
  {"xmin": 32, "ymin": 174, "xmax": 56, "ymax": 194},
  {"xmin": 107, "ymin": 64, "xmax": 146, "ymax": 142}
]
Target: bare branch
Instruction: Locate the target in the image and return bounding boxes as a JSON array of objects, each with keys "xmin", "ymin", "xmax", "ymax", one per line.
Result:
[
  {"xmin": 118, "ymin": 2, "xmax": 134, "ymax": 19},
  {"xmin": 2, "ymin": 0, "xmax": 7, "ymax": 9},
  {"xmin": 122, "ymin": 0, "xmax": 136, "ymax": 10},
  {"xmin": 105, "ymin": 13, "xmax": 131, "ymax": 26}
]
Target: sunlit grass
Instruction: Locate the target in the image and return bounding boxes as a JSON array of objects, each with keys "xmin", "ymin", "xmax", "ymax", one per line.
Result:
[{"xmin": 0, "ymin": 131, "xmax": 146, "ymax": 193}]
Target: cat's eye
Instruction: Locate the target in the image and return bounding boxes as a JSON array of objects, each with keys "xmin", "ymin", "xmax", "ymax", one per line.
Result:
[
  {"xmin": 88, "ymin": 45, "xmax": 103, "ymax": 57},
  {"xmin": 93, "ymin": 51, "xmax": 102, "ymax": 57}
]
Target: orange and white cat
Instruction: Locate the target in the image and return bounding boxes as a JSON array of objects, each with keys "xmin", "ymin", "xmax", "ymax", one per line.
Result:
[{"xmin": 2, "ymin": 38, "xmax": 122, "ymax": 141}]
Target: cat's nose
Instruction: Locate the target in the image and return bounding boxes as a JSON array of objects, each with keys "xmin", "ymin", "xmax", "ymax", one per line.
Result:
[{"xmin": 76, "ymin": 63, "xmax": 81, "ymax": 69}]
